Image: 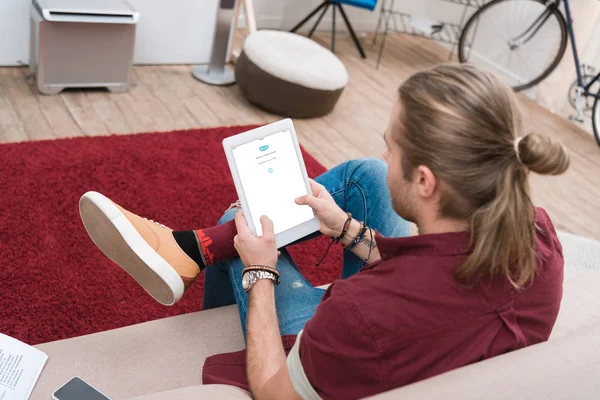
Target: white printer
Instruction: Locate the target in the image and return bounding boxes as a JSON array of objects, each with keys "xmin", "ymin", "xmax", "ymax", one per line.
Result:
[{"xmin": 29, "ymin": 0, "xmax": 139, "ymax": 95}]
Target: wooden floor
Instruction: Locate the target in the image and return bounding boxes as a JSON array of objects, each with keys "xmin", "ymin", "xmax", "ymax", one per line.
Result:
[{"xmin": 1, "ymin": 33, "xmax": 599, "ymax": 240}]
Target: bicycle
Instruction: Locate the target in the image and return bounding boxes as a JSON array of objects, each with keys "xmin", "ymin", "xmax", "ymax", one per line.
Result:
[{"xmin": 457, "ymin": 0, "xmax": 600, "ymax": 147}]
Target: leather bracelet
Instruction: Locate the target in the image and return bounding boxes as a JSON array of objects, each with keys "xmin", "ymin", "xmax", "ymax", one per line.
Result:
[
  {"xmin": 335, "ymin": 213, "xmax": 352, "ymax": 243},
  {"xmin": 244, "ymin": 264, "xmax": 277, "ymax": 270},
  {"xmin": 316, "ymin": 212, "xmax": 352, "ymax": 267},
  {"xmin": 364, "ymin": 227, "xmax": 374, "ymax": 262}
]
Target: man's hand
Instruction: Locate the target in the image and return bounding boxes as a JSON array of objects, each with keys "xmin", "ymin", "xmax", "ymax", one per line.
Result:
[
  {"xmin": 296, "ymin": 179, "xmax": 348, "ymax": 238},
  {"xmin": 233, "ymin": 211, "xmax": 278, "ymax": 268}
]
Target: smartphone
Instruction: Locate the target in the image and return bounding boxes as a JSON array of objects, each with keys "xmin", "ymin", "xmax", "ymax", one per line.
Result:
[{"xmin": 52, "ymin": 377, "xmax": 110, "ymax": 400}]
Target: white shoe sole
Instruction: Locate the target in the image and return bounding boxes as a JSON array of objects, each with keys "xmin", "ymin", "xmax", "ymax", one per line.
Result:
[{"xmin": 79, "ymin": 191, "xmax": 185, "ymax": 306}]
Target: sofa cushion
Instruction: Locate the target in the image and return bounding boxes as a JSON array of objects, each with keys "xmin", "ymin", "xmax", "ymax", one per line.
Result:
[
  {"xmin": 558, "ymin": 231, "xmax": 600, "ymax": 280},
  {"xmin": 126, "ymin": 384, "xmax": 250, "ymax": 399}
]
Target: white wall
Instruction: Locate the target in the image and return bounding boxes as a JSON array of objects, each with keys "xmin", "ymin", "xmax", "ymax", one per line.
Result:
[
  {"xmin": 0, "ymin": 0, "xmax": 384, "ymax": 66},
  {"xmin": 254, "ymin": 0, "xmax": 466, "ymax": 32},
  {"xmin": 0, "ymin": 0, "xmax": 31, "ymax": 66},
  {"xmin": 0, "ymin": 0, "xmax": 220, "ymax": 66},
  {"xmin": 128, "ymin": 0, "xmax": 219, "ymax": 64},
  {"xmin": 0, "ymin": 0, "xmax": 463, "ymax": 66}
]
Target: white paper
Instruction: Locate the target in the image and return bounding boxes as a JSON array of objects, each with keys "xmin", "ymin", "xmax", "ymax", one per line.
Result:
[{"xmin": 0, "ymin": 334, "xmax": 48, "ymax": 400}]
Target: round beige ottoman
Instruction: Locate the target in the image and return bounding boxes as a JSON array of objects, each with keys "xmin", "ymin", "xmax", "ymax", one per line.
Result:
[{"xmin": 236, "ymin": 30, "xmax": 348, "ymax": 118}]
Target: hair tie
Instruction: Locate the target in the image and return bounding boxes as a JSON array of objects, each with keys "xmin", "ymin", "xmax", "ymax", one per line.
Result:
[{"xmin": 514, "ymin": 136, "xmax": 525, "ymax": 164}]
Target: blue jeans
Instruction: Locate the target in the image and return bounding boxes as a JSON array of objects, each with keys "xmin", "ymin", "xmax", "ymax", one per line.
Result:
[{"xmin": 203, "ymin": 158, "xmax": 410, "ymax": 337}]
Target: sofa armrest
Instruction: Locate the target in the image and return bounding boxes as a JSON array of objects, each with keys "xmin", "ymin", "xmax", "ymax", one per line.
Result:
[
  {"xmin": 32, "ymin": 305, "xmax": 244, "ymax": 400},
  {"xmin": 551, "ymin": 272, "xmax": 600, "ymax": 339}
]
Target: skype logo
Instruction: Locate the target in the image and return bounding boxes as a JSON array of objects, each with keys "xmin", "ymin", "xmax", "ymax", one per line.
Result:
[{"xmin": 259, "ymin": 145, "xmax": 269, "ymax": 151}]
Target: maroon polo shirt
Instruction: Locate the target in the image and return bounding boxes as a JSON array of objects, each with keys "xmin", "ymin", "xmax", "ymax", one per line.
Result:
[{"xmin": 203, "ymin": 208, "xmax": 564, "ymax": 399}]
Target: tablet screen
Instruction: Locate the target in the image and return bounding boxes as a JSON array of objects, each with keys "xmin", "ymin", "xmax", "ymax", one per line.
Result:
[{"xmin": 232, "ymin": 129, "xmax": 315, "ymax": 236}]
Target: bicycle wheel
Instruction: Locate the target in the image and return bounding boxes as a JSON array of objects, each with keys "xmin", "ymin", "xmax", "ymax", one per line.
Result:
[
  {"xmin": 591, "ymin": 95, "xmax": 600, "ymax": 147},
  {"xmin": 458, "ymin": 0, "xmax": 568, "ymax": 92}
]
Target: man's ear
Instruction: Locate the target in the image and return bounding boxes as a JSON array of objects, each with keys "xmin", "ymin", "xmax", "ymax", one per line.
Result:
[{"xmin": 415, "ymin": 165, "xmax": 437, "ymax": 199}]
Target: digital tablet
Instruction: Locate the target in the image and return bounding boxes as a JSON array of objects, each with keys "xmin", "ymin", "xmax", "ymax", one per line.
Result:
[{"xmin": 222, "ymin": 119, "xmax": 320, "ymax": 248}]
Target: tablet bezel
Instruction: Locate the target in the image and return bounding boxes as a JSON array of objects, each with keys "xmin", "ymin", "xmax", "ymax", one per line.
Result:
[{"xmin": 222, "ymin": 119, "xmax": 321, "ymax": 248}]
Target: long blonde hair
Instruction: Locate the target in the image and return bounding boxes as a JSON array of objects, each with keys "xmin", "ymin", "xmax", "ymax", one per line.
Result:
[{"xmin": 397, "ymin": 64, "xmax": 569, "ymax": 287}]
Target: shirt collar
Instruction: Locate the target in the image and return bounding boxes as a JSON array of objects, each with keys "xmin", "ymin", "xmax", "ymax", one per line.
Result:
[{"xmin": 375, "ymin": 230, "xmax": 471, "ymax": 261}]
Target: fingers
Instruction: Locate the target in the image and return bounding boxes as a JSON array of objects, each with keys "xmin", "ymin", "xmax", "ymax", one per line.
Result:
[
  {"xmin": 260, "ymin": 215, "xmax": 275, "ymax": 239},
  {"xmin": 295, "ymin": 194, "xmax": 308, "ymax": 205},
  {"xmin": 297, "ymin": 180, "xmax": 328, "ymax": 208},
  {"xmin": 234, "ymin": 210, "xmax": 252, "ymax": 236},
  {"xmin": 295, "ymin": 194, "xmax": 319, "ymax": 208}
]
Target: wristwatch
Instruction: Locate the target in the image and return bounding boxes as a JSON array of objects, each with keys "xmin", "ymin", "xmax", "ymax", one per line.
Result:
[{"xmin": 242, "ymin": 270, "xmax": 278, "ymax": 292}]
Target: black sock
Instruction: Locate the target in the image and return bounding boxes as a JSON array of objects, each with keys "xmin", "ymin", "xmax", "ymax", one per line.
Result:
[{"xmin": 172, "ymin": 231, "xmax": 206, "ymax": 270}]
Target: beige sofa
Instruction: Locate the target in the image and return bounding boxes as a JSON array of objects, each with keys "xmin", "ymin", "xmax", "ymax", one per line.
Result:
[{"xmin": 31, "ymin": 231, "xmax": 600, "ymax": 400}]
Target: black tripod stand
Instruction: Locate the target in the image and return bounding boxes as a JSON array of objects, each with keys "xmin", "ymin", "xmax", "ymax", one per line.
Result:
[{"xmin": 290, "ymin": 1, "xmax": 367, "ymax": 59}]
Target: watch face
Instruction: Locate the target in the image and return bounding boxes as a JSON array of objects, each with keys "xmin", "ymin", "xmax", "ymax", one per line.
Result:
[{"xmin": 242, "ymin": 272, "xmax": 251, "ymax": 290}]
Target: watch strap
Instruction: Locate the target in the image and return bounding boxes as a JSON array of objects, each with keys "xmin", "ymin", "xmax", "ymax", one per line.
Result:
[
  {"xmin": 243, "ymin": 269, "xmax": 279, "ymax": 292},
  {"xmin": 243, "ymin": 265, "xmax": 280, "ymax": 284}
]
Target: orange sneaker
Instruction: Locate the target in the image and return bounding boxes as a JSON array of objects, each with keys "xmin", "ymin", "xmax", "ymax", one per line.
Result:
[{"xmin": 79, "ymin": 191, "xmax": 200, "ymax": 306}]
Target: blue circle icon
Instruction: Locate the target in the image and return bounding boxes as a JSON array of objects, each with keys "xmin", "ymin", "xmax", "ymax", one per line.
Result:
[{"xmin": 268, "ymin": 168, "xmax": 273, "ymax": 173}]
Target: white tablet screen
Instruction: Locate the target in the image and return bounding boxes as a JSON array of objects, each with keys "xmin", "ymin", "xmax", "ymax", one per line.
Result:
[{"xmin": 232, "ymin": 129, "xmax": 315, "ymax": 236}]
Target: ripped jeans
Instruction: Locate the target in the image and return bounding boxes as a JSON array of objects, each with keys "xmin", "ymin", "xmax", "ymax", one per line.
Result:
[{"xmin": 202, "ymin": 158, "xmax": 410, "ymax": 338}]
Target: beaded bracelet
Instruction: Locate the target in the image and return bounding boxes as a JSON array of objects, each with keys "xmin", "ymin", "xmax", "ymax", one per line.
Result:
[{"xmin": 347, "ymin": 222, "xmax": 368, "ymax": 250}]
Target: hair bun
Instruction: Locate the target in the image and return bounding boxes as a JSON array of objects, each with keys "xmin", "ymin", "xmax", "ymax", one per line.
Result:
[{"xmin": 517, "ymin": 132, "xmax": 569, "ymax": 175}]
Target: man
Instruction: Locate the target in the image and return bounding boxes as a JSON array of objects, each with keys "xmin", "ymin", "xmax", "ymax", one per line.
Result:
[{"xmin": 80, "ymin": 64, "xmax": 569, "ymax": 400}]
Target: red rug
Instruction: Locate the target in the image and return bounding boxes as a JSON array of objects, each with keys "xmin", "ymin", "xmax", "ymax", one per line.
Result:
[{"xmin": 0, "ymin": 126, "xmax": 342, "ymax": 345}]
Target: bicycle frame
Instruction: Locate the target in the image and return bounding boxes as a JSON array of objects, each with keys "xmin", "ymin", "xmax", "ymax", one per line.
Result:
[
  {"xmin": 513, "ymin": 0, "xmax": 600, "ymax": 98},
  {"xmin": 562, "ymin": 0, "xmax": 600, "ymax": 96}
]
